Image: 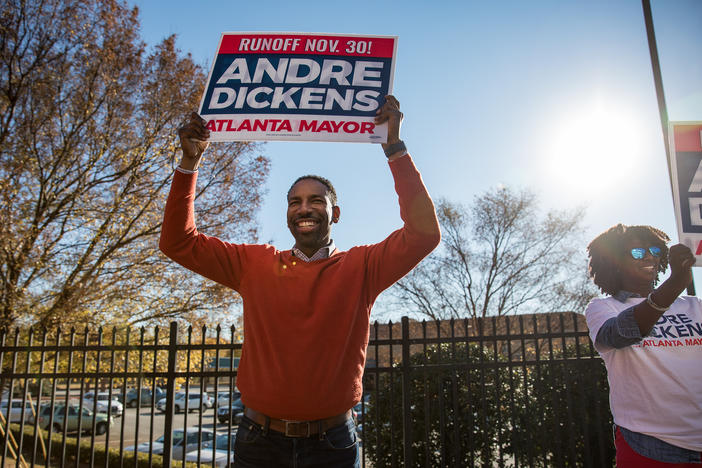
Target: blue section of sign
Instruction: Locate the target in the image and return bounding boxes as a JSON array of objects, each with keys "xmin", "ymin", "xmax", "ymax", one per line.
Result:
[
  {"xmin": 676, "ymin": 151, "xmax": 702, "ymax": 234},
  {"xmin": 200, "ymin": 54, "xmax": 392, "ymax": 116}
]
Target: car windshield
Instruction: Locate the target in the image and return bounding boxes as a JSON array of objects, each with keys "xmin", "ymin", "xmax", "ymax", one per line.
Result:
[
  {"xmin": 214, "ymin": 434, "xmax": 234, "ymax": 450},
  {"xmin": 156, "ymin": 431, "xmax": 184, "ymax": 446}
]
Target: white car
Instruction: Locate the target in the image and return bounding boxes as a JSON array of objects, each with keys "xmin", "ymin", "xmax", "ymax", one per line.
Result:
[
  {"xmin": 156, "ymin": 391, "xmax": 213, "ymax": 413},
  {"xmin": 126, "ymin": 427, "xmax": 214, "ymax": 460},
  {"xmin": 82, "ymin": 391, "xmax": 123, "ymax": 417},
  {"xmin": 184, "ymin": 430, "xmax": 237, "ymax": 467},
  {"xmin": 215, "ymin": 390, "xmax": 241, "ymax": 408},
  {"xmin": 0, "ymin": 399, "xmax": 36, "ymax": 424}
]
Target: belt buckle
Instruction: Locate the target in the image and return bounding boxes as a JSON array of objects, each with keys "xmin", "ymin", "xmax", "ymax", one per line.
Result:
[{"xmin": 283, "ymin": 420, "xmax": 311, "ymax": 438}]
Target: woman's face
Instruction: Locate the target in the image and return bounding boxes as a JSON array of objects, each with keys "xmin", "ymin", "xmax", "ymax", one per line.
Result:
[{"xmin": 618, "ymin": 235, "xmax": 662, "ymax": 294}]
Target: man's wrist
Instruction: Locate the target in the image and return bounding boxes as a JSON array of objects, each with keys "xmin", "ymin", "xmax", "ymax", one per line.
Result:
[
  {"xmin": 383, "ymin": 140, "xmax": 407, "ymax": 158},
  {"xmin": 178, "ymin": 156, "xmax": 201, "ymax": 172},
  {"xmin": 176, "ymin": 166, "xmax": 197, "ymax": 174}
]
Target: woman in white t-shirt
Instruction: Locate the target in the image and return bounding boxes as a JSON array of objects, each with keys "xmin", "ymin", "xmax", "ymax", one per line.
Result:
[{"xmin": 585, "ymin": 224, "xmax": 702, "ymax": 467}]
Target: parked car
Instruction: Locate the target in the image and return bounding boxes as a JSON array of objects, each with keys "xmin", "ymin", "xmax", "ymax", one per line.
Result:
[
  {"xmin": 184, "ymin": 429, "xmax": 237, "ymax": 467},
  {"xmin": 0, "ymin": 399, "xmax": 36, "ymax": 424},
  {"xmin": 125, "ymin": 387, "xmax": 165, "ymax": 408},
  {"xmin": 82, "ymin": 391, "xmax": 123, "ymax": 417},
  {"xmin": 38, "ymin": 402, "xmax": 112, "ymax": 435},
  {"xmin": 126, "ymin": 427, "xmax": 214, "ymax": 460},
  {"xmin": 215, "ymin": 390, "xmax": 241, "ymax": 408},
  {"xmin": 156, "ymin": 391, "xmax": 213, "ymax": 413},
  {"xmin": 216, "ymin": 398, "xmax": 245, "ymax": 425}
]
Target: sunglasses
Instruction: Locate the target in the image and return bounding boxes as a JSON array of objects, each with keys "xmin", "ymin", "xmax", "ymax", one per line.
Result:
[{"xmin": 630, "ymin": 246, "xmax": 662, "ymax": 260}]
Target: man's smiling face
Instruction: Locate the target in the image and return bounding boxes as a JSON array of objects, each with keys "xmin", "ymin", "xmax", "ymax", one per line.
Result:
[{"xmin": 287, "ymin": 178, "xmax": 340, "ymax": 258}]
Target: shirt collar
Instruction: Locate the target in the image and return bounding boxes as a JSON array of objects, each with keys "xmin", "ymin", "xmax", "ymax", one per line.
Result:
[
  {"xmin": 613, "ymin": 290, "xmax": 642, "ymax": 303},
  {"xmin": 292, "ymin": 240, "xmax": 336, "ymax": 262}
]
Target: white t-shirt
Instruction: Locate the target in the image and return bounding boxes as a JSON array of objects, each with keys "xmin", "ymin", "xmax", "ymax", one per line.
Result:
[{"xmin": 585, "ymin": 295, "xmax": 702, "ymax": 451}]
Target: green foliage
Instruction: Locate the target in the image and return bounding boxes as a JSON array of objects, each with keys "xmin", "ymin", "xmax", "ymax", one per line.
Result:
[
  {"xmin": 362, "ymin": 342, "xmax": 614, "ymax": 467},
  {"xmin": 508, "ymin": 345, "xmax": 614, "ymax": 467},
  {"xmin": 364, "ymin": 342, "xmax": 509, "ymax": 467}
]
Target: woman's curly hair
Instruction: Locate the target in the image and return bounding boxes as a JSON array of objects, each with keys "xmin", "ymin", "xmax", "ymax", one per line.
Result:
[{"xmin": 587, "ymin": 224, "xmax": 670, "ymax": 296}]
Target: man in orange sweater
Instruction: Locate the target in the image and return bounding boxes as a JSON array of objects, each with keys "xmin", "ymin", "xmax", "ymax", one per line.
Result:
[{"xmin": 160, "ymin": 95, "xmax": 440, "ymax": 467}]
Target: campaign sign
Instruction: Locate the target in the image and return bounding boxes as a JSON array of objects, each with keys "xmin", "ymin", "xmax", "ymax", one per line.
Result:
[
  {"xmin": 669, "ymin": 122, "xmax": 702, "ymax": 264},
  {"xmin": 198, "ymin": 32, "xmax": 397, "ymax": 143}
]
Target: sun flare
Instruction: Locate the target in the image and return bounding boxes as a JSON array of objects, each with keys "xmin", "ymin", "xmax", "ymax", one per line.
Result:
[{"xmin": 543, "ymin": 102, "xmax": 645, "ymax": 199}]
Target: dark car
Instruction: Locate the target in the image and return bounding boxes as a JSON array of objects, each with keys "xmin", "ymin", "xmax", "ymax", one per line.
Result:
[
  {"xmin": 125, "ymin": 387, "xmax": 166, "ymax": 408},
  {"xmin": 217, "ymin": 398, "xmax": 245, "ymax": 424}
]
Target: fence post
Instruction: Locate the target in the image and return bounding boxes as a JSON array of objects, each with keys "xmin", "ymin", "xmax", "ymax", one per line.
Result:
[
  {"xmin": 162, "ymin": 322, "xmax": 178, "ymax": 468},
  {"xmin": 401, "ymin": 316, "xmax": 412, "ymax": 467}
]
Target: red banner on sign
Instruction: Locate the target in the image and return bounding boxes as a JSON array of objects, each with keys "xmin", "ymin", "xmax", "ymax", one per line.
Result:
[
  {"xmin": 219, "ymin": 33, "xmax": 395, "ymax": 58},
  {"xmin": 673, "ymin": 124, "xmax": 702, "ymax": 152}
]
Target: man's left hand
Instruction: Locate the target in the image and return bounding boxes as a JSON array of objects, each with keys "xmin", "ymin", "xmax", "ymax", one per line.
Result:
[{"xmin": 375, "ymin": 95, "xmax": 403, "ymax": 149}]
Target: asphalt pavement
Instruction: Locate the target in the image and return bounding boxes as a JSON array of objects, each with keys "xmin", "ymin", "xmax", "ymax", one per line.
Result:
[{"xmin": 103, "ymin": 406, "xmax": 237, "ymax": 448}]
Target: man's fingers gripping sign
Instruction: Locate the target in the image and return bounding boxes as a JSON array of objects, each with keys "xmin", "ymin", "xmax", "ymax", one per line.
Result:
[{"xmin": 178, "ymin": 112, "xmax": 210, "ymax": 162}]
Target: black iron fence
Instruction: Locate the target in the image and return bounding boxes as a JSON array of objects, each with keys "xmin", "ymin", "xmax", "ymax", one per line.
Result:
[
  {"xmin": 362, "ymin": 313, "xmax": 613, "ymax": 467},
  {"xmin": 0, "ymin": 312, "xmax": 613, "ymax": 467}
]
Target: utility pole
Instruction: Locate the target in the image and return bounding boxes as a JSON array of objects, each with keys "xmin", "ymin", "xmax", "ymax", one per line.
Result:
[{"xmin": 642, "ymin": 0, "xmax": 696, "ymax": 295}]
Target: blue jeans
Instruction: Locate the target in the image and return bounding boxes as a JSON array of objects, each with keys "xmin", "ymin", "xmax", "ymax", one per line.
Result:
[{"xmin": 234, "ymin": 415, "xmax": 360, "ymax": 468}]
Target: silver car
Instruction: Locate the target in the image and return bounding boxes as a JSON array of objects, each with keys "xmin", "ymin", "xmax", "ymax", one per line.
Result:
[
  {"xmin": 126, "ymin": 427, "xmax": 214, "ymax": 460},
  {"xmin": 82, "ymin": 391, "xmax": 123, "ymax": 417},
  {"xmin": 0, "ymin": 399, "xmax": 36, "ymax": 424},
  {"xmin": 184, "ymin": 430, "xmax": 237, "ymax": 467},
  {"xmin": 156, "ymin": 391, "xmax": 213, "ymax": 413}
]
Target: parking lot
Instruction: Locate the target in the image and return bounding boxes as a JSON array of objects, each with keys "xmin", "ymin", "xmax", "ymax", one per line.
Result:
[{"xmin": 104, "ymin": 405, "xmax": 235, "ymax": 448}]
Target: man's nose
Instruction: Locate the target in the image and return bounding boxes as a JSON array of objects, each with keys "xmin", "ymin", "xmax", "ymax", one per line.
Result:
[{"xmin": 297, "ymin": 200, "xmax": 313, "ymax": 213}]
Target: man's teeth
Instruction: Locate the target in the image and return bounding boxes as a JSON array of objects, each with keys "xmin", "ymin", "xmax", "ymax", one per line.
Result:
[{"xmin": 298, "ymin": 220, "xmax": 316, "ymax": 227}]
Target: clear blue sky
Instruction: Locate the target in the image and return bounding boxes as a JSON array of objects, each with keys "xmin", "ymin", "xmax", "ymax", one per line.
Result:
[{"xmin": 130, "ymin": 0, "xmax": 702, "ymax": 313}]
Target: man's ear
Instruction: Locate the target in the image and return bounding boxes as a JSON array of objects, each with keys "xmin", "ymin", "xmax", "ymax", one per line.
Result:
[{"xmin": 331, "ymin": 206, "xmax": 341, "ymax": 223}]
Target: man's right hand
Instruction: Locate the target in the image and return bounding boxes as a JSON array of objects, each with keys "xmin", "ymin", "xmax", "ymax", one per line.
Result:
[{"xmin": 177, "ymin": 112, "xmax": 210, "ymax": 171}]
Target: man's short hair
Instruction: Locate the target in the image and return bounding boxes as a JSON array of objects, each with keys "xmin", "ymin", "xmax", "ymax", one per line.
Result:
[
  {"xmin": 287, "ymin": 175, "xmax": 338, "ymax": 206},
  {"xmin": 587, "ymin": 224, "xmax": 670, "ymax": 296}
]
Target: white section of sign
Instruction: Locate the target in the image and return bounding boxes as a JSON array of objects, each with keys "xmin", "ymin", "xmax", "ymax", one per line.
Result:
[{"xmin": 203, "ymin": 114, "xmax": 387, "ymax": 143}]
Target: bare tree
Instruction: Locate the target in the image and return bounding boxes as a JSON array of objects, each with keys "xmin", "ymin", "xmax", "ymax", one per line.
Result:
[
  {"xmin": 0, "ymin": 0, "xmax": 269, "ymax": 329},
  {"xmin": 391, "ymin": 187, "xmax": 597, "ymax": 321}
]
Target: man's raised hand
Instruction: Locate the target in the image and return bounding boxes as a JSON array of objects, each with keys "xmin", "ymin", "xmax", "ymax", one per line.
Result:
[
  {"xmin": 375, "ymin": 95, "xmax": 403, "ymax": 147},
  {"xmin": 177, "ymin": 112, "xmax": 210, "ymax": 171}
]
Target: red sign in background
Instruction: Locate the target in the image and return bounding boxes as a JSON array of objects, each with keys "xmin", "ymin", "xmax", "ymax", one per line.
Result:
[{"xmin": 674, "ymin": 124, "xmax": 702, "ymax": 152}]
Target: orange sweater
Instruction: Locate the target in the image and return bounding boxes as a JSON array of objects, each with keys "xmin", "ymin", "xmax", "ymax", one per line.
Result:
[{"xmin": 160, "ymin": 154, "xmax": 440, "ymax": 420}]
